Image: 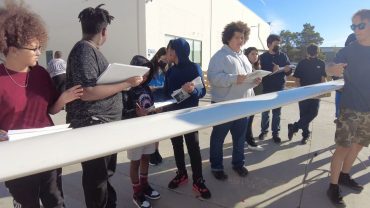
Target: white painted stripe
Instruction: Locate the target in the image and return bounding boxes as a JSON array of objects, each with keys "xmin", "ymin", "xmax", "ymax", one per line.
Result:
[{"xmin": 0, "ymin": 80, "xmax": 344, "ymax": 181}]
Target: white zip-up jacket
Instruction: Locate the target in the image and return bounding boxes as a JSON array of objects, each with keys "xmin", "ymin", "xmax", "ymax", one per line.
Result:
[{"xmin": 207, "ymin": 45, "xmax": 255, "ymax": 102}]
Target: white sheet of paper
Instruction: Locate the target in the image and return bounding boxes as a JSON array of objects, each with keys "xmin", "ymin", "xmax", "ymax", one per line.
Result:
[
  {"xmin": 97, "ymin": 63, "xmax": 149, "ymax": 85},
  {"xmin": 245, "ymin": 70, "xmax": 271, "ymax": 83},
  {"xmin": 8, "ymin": 124, "xmax": 72, "ymax": 141},
  {"xmin": 154, "ymin": 99, "xmax": 177, "ymax": 109}
]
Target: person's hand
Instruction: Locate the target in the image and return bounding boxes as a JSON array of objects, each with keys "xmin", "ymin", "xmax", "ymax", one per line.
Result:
[
  {"xmin": 236, "ymin": 75, "xmax": 247, "ymax": 84},
  {"xmin": 155, "ymin": 107, "xmax": 163, "ymax": 113},
  {"xmin": 125, "ymin": 76, "xmax": 143, "ymax": 88},
  {"xmin": 254, "ymin": 77, "xmax": 262, "ymax": 85},
  {"xmin": 60, "ymin": 85, "xmax": 83, "ymax": 104},
  {"xmin": 284, "ymin": 65, "xmax": 292, "ymax": 73},
  {"xmin": 272, "ymin": 63, "xmax": 280, "ymax": 72},
  {"xmin": 0, "ymin": 129, "xmax": 8, "ymax": 142},
  {"xmin": 135, "ymin": 103, "xmax": 148, "ymax": 117},
  {"xmin": 328, "ymin": 63, "xmax": 347, "ymax": 77},
  {"xmin": 182, "ymin": 82, "xmax": 195, "ymax": 93}
]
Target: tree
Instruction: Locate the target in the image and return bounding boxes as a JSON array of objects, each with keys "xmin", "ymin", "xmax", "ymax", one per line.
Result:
[{"xmin": 279, "ymin": 23, "xmax": 324, "ymax": 62}]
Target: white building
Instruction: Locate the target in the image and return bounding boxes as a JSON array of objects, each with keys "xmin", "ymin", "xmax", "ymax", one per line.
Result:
[{"xmin": 1, "ymin": 0, "xmax": 270, "ymax": 69}]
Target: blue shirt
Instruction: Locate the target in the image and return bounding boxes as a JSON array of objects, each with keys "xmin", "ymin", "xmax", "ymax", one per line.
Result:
[{"xmin": 334, "ymin": 41, "xmax": 370, "ymax": 112}]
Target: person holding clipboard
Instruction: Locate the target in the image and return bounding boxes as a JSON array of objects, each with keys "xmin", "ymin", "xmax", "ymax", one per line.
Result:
[{"xmin": 65, "ymin": 4, "xmax": 142, "ymax": 207}]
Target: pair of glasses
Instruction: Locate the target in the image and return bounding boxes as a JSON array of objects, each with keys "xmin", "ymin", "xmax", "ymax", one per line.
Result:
[
  {"xmin": 18, "ymin": 46, "xmax": 42, "ymax": 52},
  {"xmin": 350, "ymin": 22, "xmax": 367, "ymax": 31}
]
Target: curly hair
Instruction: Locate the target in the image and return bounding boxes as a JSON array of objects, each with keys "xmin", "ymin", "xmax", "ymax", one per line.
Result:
[
  {"xmin": 222, "ymin": 21, "xmax": 250, "ymax": 45},
  {"xmin": 0, "ymin": 1, "xmax": 48, "ymax": 55}
]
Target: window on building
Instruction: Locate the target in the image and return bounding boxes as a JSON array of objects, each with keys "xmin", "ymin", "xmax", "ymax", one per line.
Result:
[{"xmin": 165, "ymin": 35, "xmax": 202, "ymax": 67}]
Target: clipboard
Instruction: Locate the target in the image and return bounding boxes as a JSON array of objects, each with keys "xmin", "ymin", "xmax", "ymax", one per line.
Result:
[
  {"xmin": 244, "ymin": 70, "xmax": 271, "ymax": 83},
  {"xmin": 97, "ymin": 63, "xmax": 149, "ymax": 85}
]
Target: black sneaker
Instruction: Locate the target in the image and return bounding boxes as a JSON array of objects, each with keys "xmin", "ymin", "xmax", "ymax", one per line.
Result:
[
  {"xmin": 133, "ymin": 193, "xmax": 151, "ymax": 208},
  {"xmin": 155, "ymin": 150, "xmax": 163, "ymax": 164},
  {"xmin": 327, "ymin": 184, "xmax": 346, "ymax": 207},
  {"xmin": 149, "ymin": 153, "xmax": 158, "ymax": 166},
  {"xmin": 143, "ymin": 184, "xmax": 161, "ymax": 200},
  {"xmin": 288, "ymin": 124, "xmax": 295, "ymax": 141},
  {"xmin": 193, "ymin": 178, "xmax": 211, "ymax": 199},
  {"xmin": 301, "ymin": 137, "xmax": 308, "ymax": 145},
  {"xmin": 168, "ymin": 171, "xmax": 188, "ymax": 189},
  {"xmin": 258, "ymin": 132, "xmax": 267, "ymax": 140},
  {"xmin": 338, "ymin": 172, "xmax": 364, "ymax": 192},
  {"xmin": 211, "ymin": 170, "xmax": 228, "ymax": 181},
  {"xmin": 232, "ymin": 166, "xmax": 249, "ymax": 177},
  {"xmin": 272, "ymin": 136, "xmax": 281, "ymax": 143}
]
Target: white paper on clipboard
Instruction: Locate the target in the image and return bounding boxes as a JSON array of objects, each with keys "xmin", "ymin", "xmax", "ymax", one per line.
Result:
[
  {"xmin": 244, "ymin": 70, "xmax": 271, "ymax": 83},
  {"xmin": 97, "ymin": 63, "xmax": 149, "ymax": 85}
]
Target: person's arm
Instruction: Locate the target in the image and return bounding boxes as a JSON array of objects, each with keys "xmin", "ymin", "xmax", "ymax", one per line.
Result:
[
  {"xmin": 80, "ymin": 76, "xmax": 142, "ymax": 101},
  {"xmin": 293, "ymin": 61, "xmax": 302, "ymax": 87},
  {"xmin": 295, "ymin": 77, "xmax": 301, "ymax": 87},
  {"xmin": 207, "ymin": 55, "xmax": 238, "ymax": 87},
  {"xmin": 326, "ymin": 63, "xmax": 347, "ymax": 77},
  {"xmin": 283, "ymin": 53, "xmax": 293, "ymax": 75},
  {"xmin": 49, "ymin": 85, "xmax": 83, "ymax": 115},
  {"xmin": 321, "ymin": 76, "xmax": 327, "ymax": 83},
  {"xmin": 0, "ymin": 129, "xmax": 8, "ymax": 142}
]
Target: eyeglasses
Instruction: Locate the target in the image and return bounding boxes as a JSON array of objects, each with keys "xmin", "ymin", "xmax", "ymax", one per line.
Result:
[
  {"xmin": 350, "ymin": 22, "xmax": 367, "ymax": 31},
  {"xmin": 18, "ymin": 46, "xmax": 42, "ymax": 52}
]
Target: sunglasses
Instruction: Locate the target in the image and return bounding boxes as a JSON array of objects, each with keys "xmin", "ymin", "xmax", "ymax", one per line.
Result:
[
  {"xmin": 350, "ymin": 22, "xmax": 367, "ymax": 31},
  {"xmin": 18, "ymin": 46, "xmax": 42, "ymax": 52}
]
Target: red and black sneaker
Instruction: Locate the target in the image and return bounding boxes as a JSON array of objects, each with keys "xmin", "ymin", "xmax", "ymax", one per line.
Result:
[
  {"xmin": 168, "ymin": 171, "xmax": 188, "ymax": 189},
  {"xmin": 193, "ymin": 178, "xmax": 211, "ymax": 199}
]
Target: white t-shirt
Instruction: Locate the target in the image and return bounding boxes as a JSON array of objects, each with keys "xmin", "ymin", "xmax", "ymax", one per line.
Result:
[{"xmin": 46, "ymin": 58, "xmax": 66, "ymax": 78}]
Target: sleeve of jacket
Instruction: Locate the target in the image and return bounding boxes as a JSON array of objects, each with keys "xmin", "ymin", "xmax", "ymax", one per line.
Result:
[
  {"xmin": 207, "ymin": 54, "xmax": 238, "ymax": 87},
  {"xmin": 190, "ymin": 65, "xmax": 206, "ymax": 99}
]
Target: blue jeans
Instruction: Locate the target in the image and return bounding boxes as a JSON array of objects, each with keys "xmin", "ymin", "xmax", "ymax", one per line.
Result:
[
  {"xmin": 210, "ymin": 117, "xmax": 248, "ymax": 171},
  {"xmin": 261, "ymin": 107, "xmax": 281, "ymax": 137}
]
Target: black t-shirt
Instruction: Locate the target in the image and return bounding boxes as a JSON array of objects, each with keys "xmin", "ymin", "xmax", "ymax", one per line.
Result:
[
  {"xmin": 122, "ymin": 85, "xmax": 154, "ymax": 119},
  {"xmin": 260, "ymin": 51, "xmax": 291, "ymax": 92},
  {"xmin": 293, "ymin": 57, "xmax": 326, "ymax": 86},
  {"xmin": 66, "ymin": 40, "xmax": 122, "ymax": 127}
]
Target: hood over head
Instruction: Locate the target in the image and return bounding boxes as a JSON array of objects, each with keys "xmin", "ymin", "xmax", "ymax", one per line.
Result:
[{"xmin": 168, "ymin": 38, "xmax": 190, "ymax": 64}]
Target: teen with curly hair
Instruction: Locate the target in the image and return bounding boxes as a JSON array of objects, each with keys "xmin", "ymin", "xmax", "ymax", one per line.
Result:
[{"xmin": 0, "ymin": 1, "xmax": 83, "ymax": 207}]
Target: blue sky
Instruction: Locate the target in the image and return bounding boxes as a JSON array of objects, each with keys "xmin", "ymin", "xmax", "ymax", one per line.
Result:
[{"xmin": 240, "ymin": 0, "xmax": 369, "ymax": 47}]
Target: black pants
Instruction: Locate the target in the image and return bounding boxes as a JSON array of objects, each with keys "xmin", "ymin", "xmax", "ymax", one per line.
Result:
[
  {"xmin": 294, "ymin": 99, "xmax": 320, "ymax": 138},
  {"xmin": 5, "ymin": 170, "xmax": 64, "ymax": 208},
  {"xmin": 73, "ymin": 118, "xmax": 117, "ymax": 208},
  {"xmin": 81, "ymin": 154, "xmax": 117, "ymax": 208},
  {"xmin": 171, "ymin": 131, "xmax": 203, "ymax": 181}
]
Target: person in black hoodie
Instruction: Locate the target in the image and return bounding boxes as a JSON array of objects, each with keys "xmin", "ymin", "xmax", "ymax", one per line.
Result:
[
  {"xmin": 123, "ymin": 55, "xmax": 161, "ymax": 208},
  {"xmin": 164, "ymin": 38, "xmax": 211, "ymax": 199}
]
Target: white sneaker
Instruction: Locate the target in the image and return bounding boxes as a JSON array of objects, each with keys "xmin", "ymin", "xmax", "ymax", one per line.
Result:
[{"xmin": 248, "ymin": 144, "xmax": 265, "ymax": 151}]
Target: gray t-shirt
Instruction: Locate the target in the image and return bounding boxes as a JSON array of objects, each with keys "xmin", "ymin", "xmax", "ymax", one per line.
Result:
[
  {"xmin": 66, "ymin": 40, "xmax": 122, "ymax": 127},
  {"xmin": 334, "ymin": 41, "xmax": 370, "ymax": 112}
]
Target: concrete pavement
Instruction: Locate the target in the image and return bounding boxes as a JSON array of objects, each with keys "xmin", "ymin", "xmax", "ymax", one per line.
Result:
[{"xmin": 1, "ymin": 94, "xmax": 369, "ymax": 208}]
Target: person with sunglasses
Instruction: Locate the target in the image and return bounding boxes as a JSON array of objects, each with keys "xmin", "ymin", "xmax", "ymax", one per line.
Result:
[
  {"xmin": 326, "ymin": 9, "xmax": 370, "ymax": 207},
  {"xmin": 0, "ymin": 2, "xmax": 82, "ymax": 207}
]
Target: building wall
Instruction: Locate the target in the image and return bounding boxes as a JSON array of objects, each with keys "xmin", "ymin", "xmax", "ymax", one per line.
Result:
[
  {"xmin": 1, "ymin": 0, "xmax": 269, "ymax": 70},
  {"xmin": 15, "ymin": 0, "xmax": 145, "ymax": 67},
  {"xmin": 145, "ymin": 0, "xmax": 270, "ymax": 69}
]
